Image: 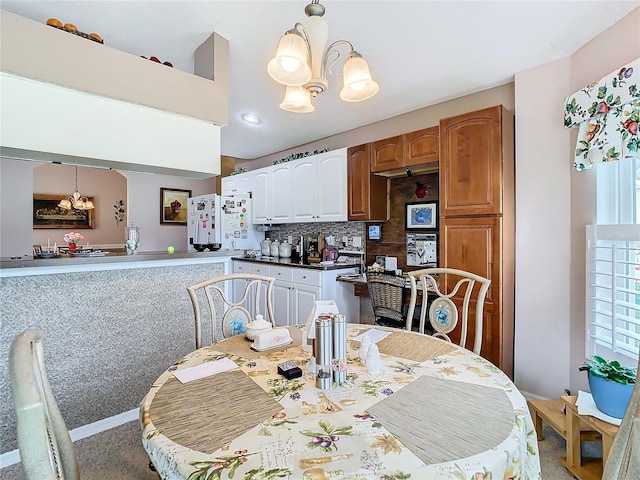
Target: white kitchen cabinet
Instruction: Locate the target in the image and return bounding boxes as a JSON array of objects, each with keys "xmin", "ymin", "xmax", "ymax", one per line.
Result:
[
  {"xmin": 251, "ymin": 163, "xmax": 293, "ymax": 224},
  {"xmin": 221, "ymin": 171, "xmax": 254, "ymax": 195},
  {"xmin": 232, "ymin": 260, "xmax": 359, "ymax": 327},
  {"xmin": 291, "ymin": 148, "xmax": 348, "ymax": 222}
]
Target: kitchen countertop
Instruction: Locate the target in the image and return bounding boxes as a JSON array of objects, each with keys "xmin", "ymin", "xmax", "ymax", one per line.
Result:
[
  {"xmin": 0, "ymin": 249, "xmax": 241, "ymax": 273},
  {"xmin": 231, "ymin": 255, "xmax": 361, "ymax": 271}
]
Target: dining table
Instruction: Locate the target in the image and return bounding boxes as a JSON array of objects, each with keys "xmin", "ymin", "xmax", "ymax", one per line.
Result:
[{"xmin": 140, "ymin": 325, "xmax": 541, "ymax": 480}]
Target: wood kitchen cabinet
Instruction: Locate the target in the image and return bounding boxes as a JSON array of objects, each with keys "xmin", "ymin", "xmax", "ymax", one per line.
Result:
[
  {"xmin": 370, "ymin": 126, "xmax": 439, "ymax": 174},
  {"xmin": 439, "ymin": 105, "xmax": 514, "ymax": 377},
  {"xmin": 371, "ymin": 135, "xmax": 404, "ymax": 172},
  {"xmin": 404, "ymin": 126, "xmax": 439, "ymax": 166},
  {"xmin": 347, "ymin": 144, "xmax": 389, "ymax": 221},
  {"xmin": 440, "ymin": 107, "xmax": 506, "ymax": 216}
]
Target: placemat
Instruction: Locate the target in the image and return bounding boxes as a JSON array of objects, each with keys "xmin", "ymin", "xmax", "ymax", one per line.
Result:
[
  {"xmin": 149, "ymin": 369, "xmax": 282, "ymax": 454},
  {"xmin": 212, "ymin": 327, "xmax": 302, "ymax": 359},
  {"xmin": 356, "ymin": 329, "xmax": 457, "ymax": 362},
  {"xmin": 367, "ymin": 375, "xmax": 514, "ymax": 464}
]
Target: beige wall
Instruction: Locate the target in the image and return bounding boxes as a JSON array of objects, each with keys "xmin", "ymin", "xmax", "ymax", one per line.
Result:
[
  {"xmin": 0, "ymin": 158, "xmax": 217, "ymax": 257},
  {"xmin": 238, "ymin": 84, "xmax": 515, "ymax": 170},
  {"xmin": 567, "ymin": 8, "xmax": 640, "ymax": 394},
  {"xmin": 514, "ymin": 58, "xmax": 574, "ymax": 398},
  {"xmin": 32, "ymin": 164, "xmax": 127, "ymax": 247},
  {"xmin": 512, "ymin": 8, "xmax": 639, "ymax": 399}
]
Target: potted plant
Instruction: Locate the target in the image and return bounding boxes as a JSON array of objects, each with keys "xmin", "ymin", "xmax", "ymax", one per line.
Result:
[{"xmin": 579, "ymin": 355, "xmax": 637, "ymax": 419}]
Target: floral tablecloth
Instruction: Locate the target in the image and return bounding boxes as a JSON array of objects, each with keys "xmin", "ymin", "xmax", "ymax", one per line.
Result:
[{"xmin": 140, "ymin": 326, "xmax": 541, "ymax": 480}]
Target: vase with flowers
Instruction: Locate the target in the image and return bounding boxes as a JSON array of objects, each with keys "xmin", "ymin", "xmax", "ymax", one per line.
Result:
[{"xmin": 63, "ymin": 232, "xmax": 84, "ymax": 250}]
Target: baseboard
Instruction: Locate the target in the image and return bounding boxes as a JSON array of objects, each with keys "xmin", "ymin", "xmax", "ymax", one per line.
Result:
[
  {"xmin": 0, "ymin": 407, "xmax": 139, "ymax": 469},
  {"xmin": 520, "ymin": 390, "xmax": 550, "ymax": 401}
]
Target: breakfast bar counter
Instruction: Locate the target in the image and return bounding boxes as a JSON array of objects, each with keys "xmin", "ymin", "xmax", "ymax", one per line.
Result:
[
  {"xmin": 0, "ymin": 251, "xmax": 234, "ymax": 454},
  {"xmin": 0, "ymin": 249, "xmax": 241, "ymax": 275}
]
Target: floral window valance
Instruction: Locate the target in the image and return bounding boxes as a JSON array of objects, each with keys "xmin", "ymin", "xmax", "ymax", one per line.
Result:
[{"xmin": 564, "ymin": 57, "xmax": 639, "ymax": 171}]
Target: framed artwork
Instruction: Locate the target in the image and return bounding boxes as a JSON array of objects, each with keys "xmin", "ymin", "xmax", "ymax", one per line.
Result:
[
  {"xmin": 160, "ymin": 188, "xmax": 191, "ymax": 225},
  {"xmin": 33, "ymin": 194, "xmax": 95, "ymax": 229},
  {"xmin": 405, "ymin": 201, "xmax": 438, "ymax": 230}
]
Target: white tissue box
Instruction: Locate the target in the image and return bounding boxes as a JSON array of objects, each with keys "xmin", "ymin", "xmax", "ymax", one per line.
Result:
[{"xmin": 251, "ymin": 328, "xmax": 293, "ymax": 351}]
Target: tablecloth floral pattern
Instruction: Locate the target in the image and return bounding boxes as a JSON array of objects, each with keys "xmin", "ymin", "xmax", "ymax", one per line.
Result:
[{"xmin": 141, "ymin": 326, "xmax": 541, "ymax": 480}]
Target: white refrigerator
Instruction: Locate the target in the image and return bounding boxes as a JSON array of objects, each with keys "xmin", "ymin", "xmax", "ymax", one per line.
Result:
[{"xmin": 187, "ymin": 193, "xmax": 264, "ymax": 251}]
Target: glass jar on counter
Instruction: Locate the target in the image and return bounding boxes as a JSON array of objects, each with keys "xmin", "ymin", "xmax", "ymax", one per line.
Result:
[
  {"xmin": 261, "ymin": 238, "xmax": 272, "ymax": 256},
  {"xmin": 279, "ymin": 240, "xmax": 292, "ymax": 258},
  {"xmin": 270, "ymin": 239, "xmax": 280, "ymax": 257}
]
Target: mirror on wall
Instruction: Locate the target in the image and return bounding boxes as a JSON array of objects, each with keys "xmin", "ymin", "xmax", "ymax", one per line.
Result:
[{"xmin": 33, "ymin": 164, "xmax": 127, "ymax": 247}]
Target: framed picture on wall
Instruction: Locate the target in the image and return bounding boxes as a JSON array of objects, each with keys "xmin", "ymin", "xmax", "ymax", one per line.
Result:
[
  {"xmin": 33, "ymin": 194, "xmax": 95, "ymax": 229},
  {"xmin": 160, "ymin": 188, "xmax": 191, "ymax": 225},
  {"xmin": 405, "ymin": 201, "xmax": 438, "ymax": 230}
]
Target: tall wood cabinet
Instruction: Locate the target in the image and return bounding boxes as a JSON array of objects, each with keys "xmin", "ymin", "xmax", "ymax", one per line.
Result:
[
  {"xmin": 347, "ymin": 144, "xmax": 389, "ymax": 221},
  {"xmin": 439, "ymin": 105, "xmax": 514, "ymax": 377}
]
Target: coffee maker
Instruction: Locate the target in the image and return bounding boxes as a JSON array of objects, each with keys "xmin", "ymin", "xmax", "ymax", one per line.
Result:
[{"xmin": 303, "ymin": 232, "xmax": 325, "ymax": 263}]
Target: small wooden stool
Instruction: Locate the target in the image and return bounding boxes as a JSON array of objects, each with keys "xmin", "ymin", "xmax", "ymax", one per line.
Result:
[
  {"xmin": 560, "ymin": 395, "xmax": 620, "ymax": 480},
  {"xmin": 528, "ymin": 398, "xmax": 600, "ymax": 442}
]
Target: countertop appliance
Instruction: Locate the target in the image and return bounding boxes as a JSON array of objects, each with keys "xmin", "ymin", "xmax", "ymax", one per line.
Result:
[
  {"xmin": 187, "ymin": 193, "xmax": 264, "ymax": 252},
  {"xmin": 406, "ymin": 233, "xmax": 437, "ymax": 267},
  {"xmin": 303, "ymin": 232, "xmax": 325, "ymax": 263}
]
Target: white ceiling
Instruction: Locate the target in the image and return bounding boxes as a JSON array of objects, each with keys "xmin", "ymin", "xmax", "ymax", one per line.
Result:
[{"xmin": 2, "ymin": 1, "xmax": 638, "ymax": 161}]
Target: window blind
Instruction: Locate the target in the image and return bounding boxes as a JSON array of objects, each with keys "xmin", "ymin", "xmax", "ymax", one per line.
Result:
[{"xmin": 586, "ymin": 224, "xmax": 640, "ymax": 364}]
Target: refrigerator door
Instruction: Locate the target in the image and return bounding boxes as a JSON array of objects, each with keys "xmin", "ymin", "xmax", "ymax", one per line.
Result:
[
  {"xmin": 219, "ymin": 194, "xmax": 264, "ymax": 250},
  {"xmin": 188, "ymin": 194, "xmax": 218, "ymax": 251}
]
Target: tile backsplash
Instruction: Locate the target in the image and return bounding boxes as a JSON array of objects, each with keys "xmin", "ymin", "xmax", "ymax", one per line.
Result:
[{"xmin": 265, "ymin": 221, "xmax": 366, "ymax": 250}]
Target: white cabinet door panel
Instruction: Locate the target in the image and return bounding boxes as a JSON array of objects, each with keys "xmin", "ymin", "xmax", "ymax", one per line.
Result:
[
  {"xmin": 271, "ymin": 164, "xmax": 293, "ymax": 222},
  {"xmin": 252, "ymin": 170, "xmax": 270, "ymax": 223},
  {"xmin": 273, "ymin": 281, "xmax": 294, "ymax": 327},
  {"xmin": 291, "ymin": 158, "xmax": 318, "ymax": 222},
  {"xmin": 294, "ymin": 284, "xmax": 321, "ymax": 326},
  {"xmin": 316, "ymin": 148, "xmax": 347, "ymax": 222}
]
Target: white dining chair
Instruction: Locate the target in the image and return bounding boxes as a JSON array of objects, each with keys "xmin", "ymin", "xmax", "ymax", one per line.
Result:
[
  {"xmin": 9, "ymin": 329, "xmax": 80, "ymax": 480},
  {"xmin": 406, "ymin": 268, "xmax": 491, "ymax": 354},
  {"xmin": 187, "ymin": 273, "xmax": 275, "ymax": 348}
]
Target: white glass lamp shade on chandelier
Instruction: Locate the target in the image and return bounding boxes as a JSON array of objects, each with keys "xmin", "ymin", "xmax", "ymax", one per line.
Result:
[
  {"xmin": 58, "ymin": 166, "xmax": 94, "ymax": 210},
  {"xmin": 267, "ymin": 0, "xmax": 379, "ymax": 113}
]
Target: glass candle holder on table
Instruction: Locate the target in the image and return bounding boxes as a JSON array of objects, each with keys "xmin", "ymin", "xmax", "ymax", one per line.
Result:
[{"xmin": 125, "ymin": 222, "xmax": 139, "ymax": 255}]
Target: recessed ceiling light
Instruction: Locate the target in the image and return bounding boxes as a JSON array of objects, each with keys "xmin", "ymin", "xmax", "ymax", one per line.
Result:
[{"xmin": 241, "ymin": 113, "xmax": 260, "ymax": 125}]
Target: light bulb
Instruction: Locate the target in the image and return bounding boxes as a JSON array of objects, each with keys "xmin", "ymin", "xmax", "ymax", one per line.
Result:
[
  {"xmin": 280, "ymin": 56, "xmax": 303, "ymax": 73},
  {"xmin": 349, "ymin": 81, "xmax": 367, "ymax": 92}
]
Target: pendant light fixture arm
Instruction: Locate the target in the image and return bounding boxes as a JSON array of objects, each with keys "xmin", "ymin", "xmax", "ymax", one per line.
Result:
[{"xmin": 322, "ymin": 40, "xmax": 354, "ymax": 78}]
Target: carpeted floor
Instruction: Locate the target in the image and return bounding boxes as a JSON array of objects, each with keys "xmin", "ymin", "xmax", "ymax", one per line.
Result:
[{"xmin": 0, "ymin": 422, "xmax": 602, "ymax": 479}]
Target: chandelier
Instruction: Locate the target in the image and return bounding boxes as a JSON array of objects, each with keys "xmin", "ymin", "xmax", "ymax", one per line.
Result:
[
  {"xmin": 267, "ymin": 0, "xmax": 379, "ymax": 113},
  {"xmin": 58, "ymin": 166, "xmax": 94, "ymax": 210}
]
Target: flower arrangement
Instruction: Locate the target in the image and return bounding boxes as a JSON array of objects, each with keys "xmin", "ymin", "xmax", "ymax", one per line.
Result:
[{"xmin": 63, "ymin": 232, "xmax": 84, "ymax": 245}]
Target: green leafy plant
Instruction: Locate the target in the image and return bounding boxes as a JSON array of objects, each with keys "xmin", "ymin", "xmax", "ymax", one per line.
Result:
[
  {"xmin": 273, "ymin": 148, "xmax": 329, "ymax": 165},
  {"xmin": 579, "ymin": 355, "xmax": 637, "ymax": 385}
]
